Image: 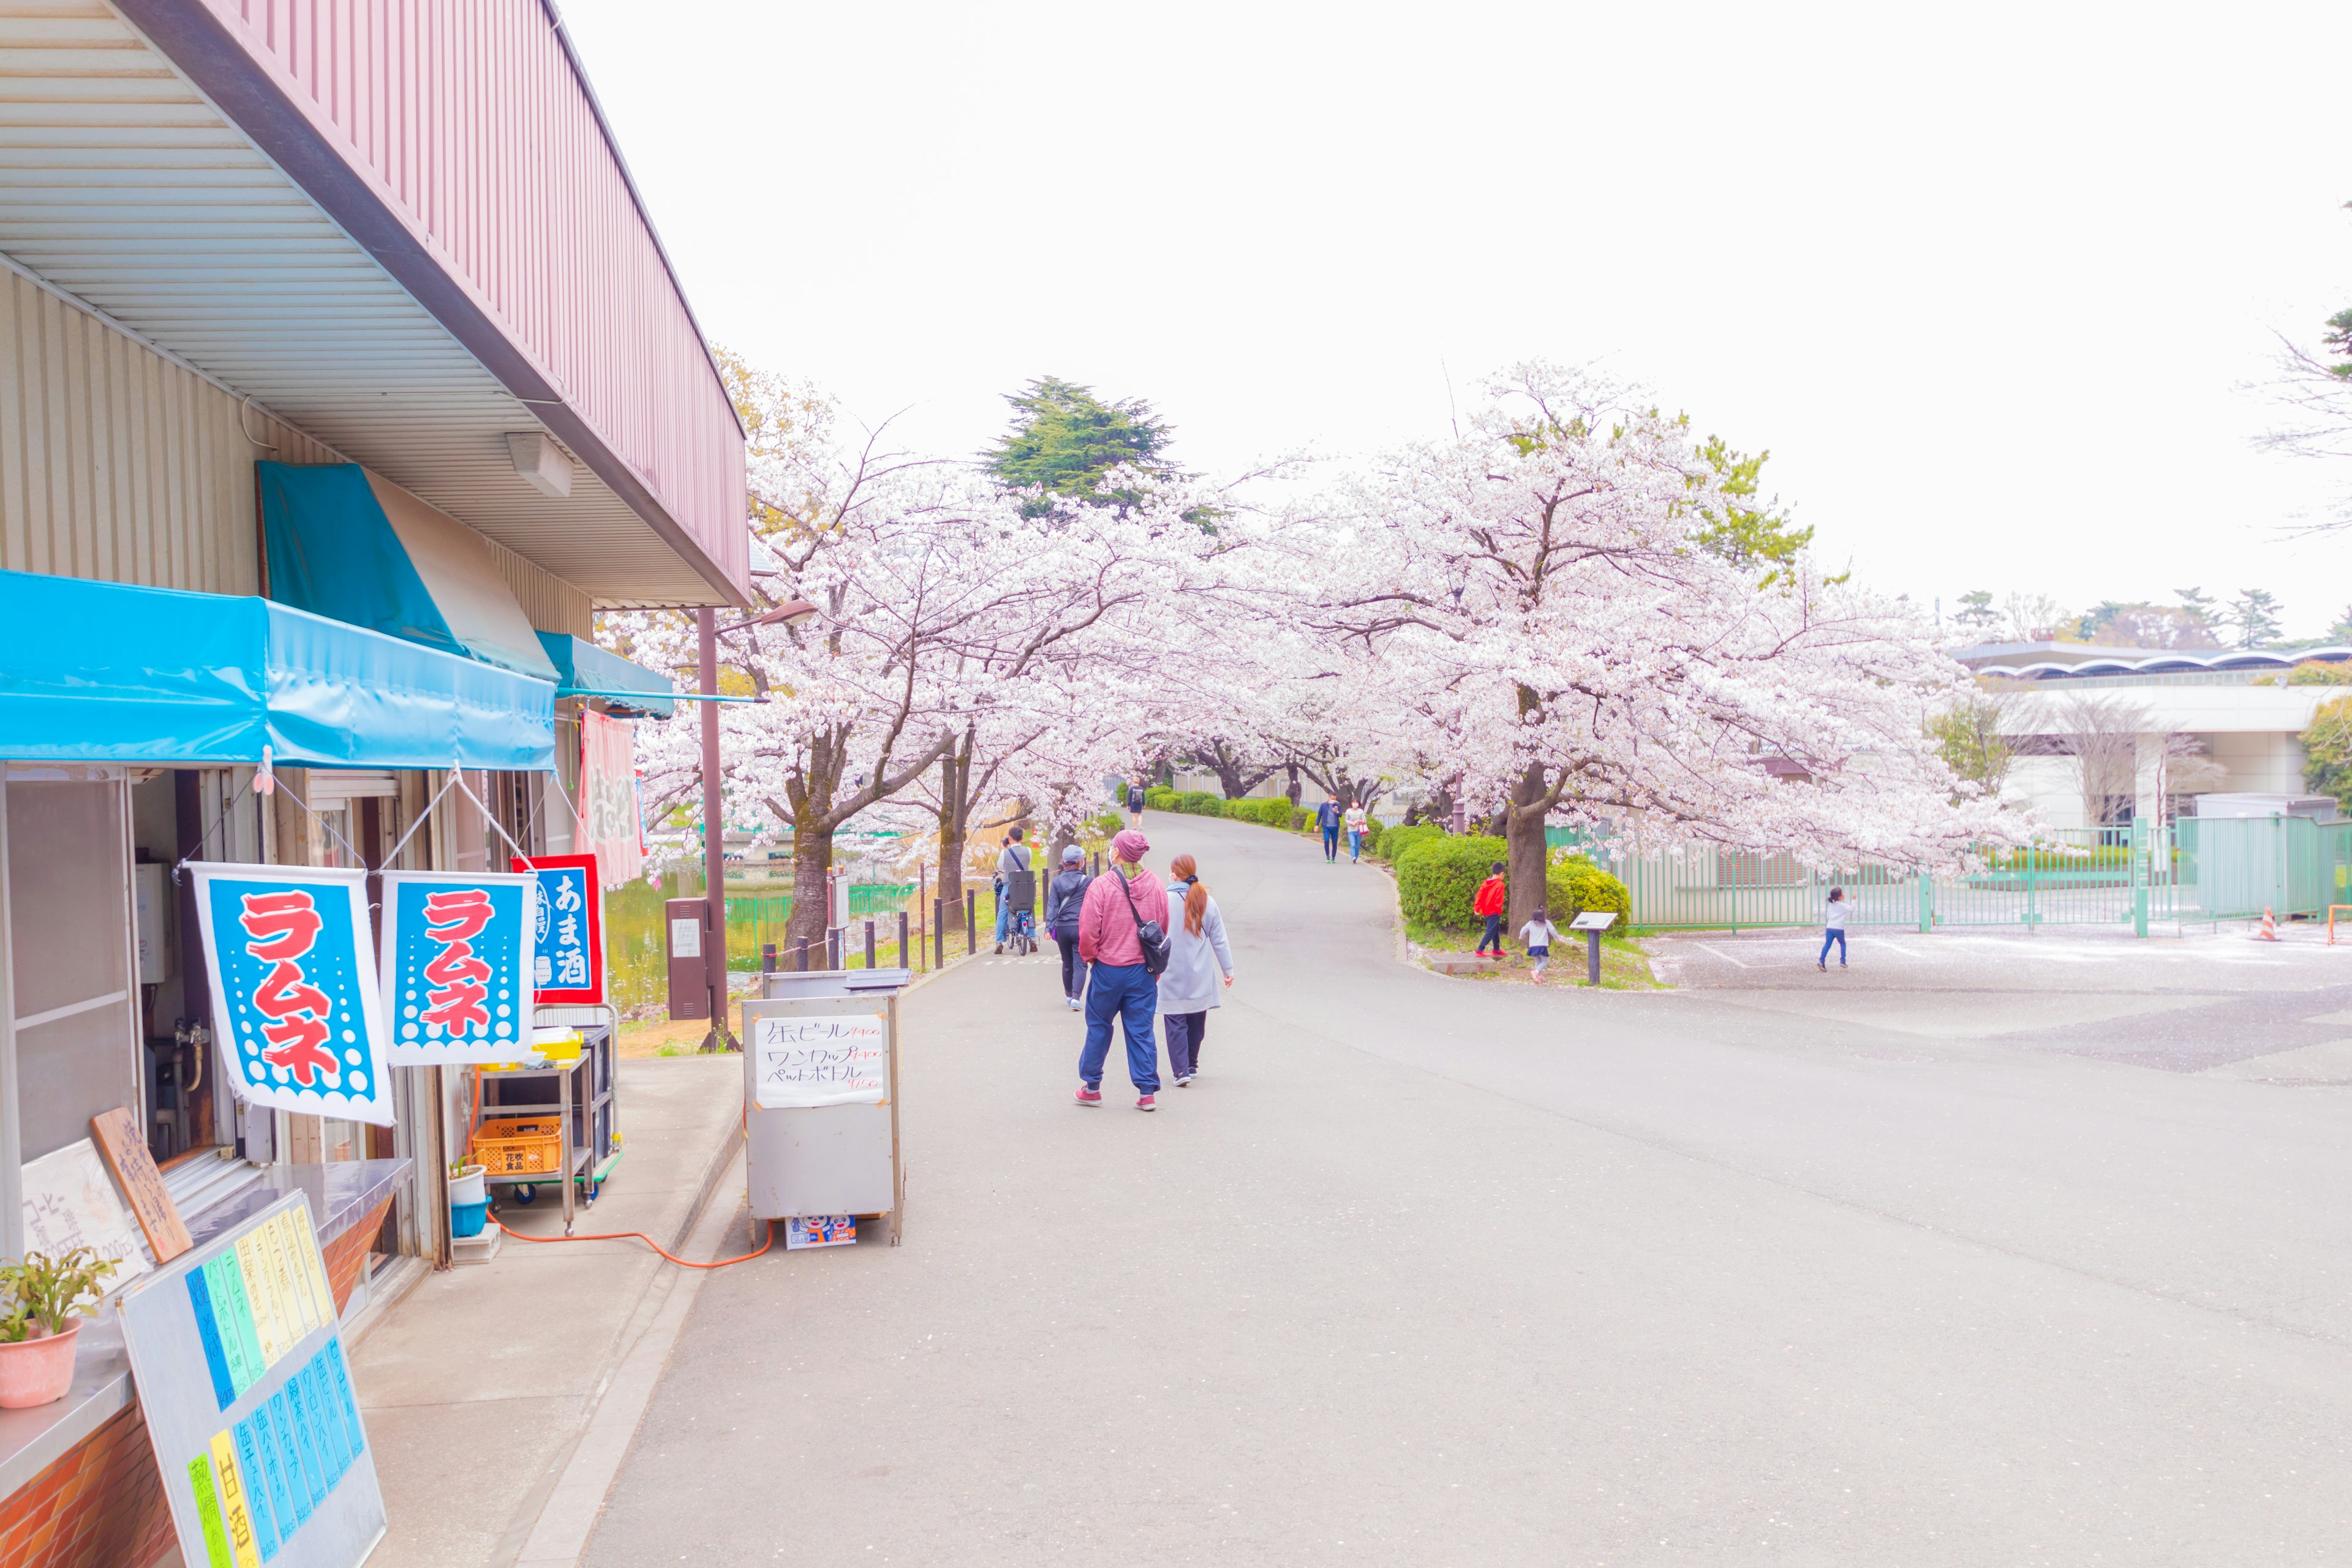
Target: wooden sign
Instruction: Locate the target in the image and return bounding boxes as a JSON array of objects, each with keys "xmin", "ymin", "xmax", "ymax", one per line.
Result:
[{"xmin": 91, "ymin": 1106, "xmax": 193, "ymax": 1265}]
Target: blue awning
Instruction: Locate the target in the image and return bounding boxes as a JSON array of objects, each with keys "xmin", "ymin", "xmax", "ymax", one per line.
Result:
[
  {"xmin": 534, "ymin": 633, "xmax": 677, "ymax": 719},
  {"xmin": 0, "ymin": 569, "xmax": 555, "ymax": 771},
  {"xmin": 259, "ymin": 462, "xmax": 562, "ymax": 682}
]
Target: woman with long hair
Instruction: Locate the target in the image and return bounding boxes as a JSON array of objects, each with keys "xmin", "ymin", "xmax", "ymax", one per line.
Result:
[{"xmin": 1158, "ymin": 853, "xmax": 1235, "ymax": 1087}]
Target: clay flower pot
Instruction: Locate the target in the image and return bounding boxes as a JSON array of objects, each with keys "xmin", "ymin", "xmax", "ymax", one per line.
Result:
[{"xmin": 0, "ymin": 1324, "xmax": 78, "ymax": 1409}]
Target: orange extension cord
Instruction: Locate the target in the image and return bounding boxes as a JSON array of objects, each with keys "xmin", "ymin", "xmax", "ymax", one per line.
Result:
[{"xmin": 489, "ymin": 1215, "xmax": 775, "ymax": 1269}]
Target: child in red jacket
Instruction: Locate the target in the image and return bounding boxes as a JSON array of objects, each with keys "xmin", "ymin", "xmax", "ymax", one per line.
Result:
[{"xmin": 1472, "ymin": 863, "xmax": 1507, "ymax": 958}]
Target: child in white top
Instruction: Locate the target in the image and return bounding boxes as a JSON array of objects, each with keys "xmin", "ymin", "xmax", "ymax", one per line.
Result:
[{"xmin": 1520, "ymin": 905, "xmax": 1562, "ymax": 982}]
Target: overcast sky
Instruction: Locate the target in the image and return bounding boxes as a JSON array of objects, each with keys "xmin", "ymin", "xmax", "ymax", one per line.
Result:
[{"xmin": 560, "ymin": 1, "xmax": 2352, "ymax": 638}]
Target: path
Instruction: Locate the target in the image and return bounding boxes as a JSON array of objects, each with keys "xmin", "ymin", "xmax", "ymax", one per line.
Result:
[{"xmin": 581, "ymin": 813, "xmax": 2352, "ymax": 1565}]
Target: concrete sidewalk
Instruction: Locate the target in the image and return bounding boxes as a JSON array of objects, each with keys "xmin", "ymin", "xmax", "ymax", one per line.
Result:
[{"xmin": 350, "ymin": 1054, "xmax": 744, "ymax": 1568}]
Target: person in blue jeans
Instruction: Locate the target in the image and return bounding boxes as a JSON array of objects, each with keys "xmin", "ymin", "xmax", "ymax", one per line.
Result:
[
  {"xmin": 1315, "ymin": 795, "xmax": 1343, "ymax": 862},
  {"xmin": 1074, "ymin": 829, "xmax": 1167, "ymax": 1110},
  {"xmin": 1817, "ymin": 886, "xmax": 1848, "ymax": 970}
]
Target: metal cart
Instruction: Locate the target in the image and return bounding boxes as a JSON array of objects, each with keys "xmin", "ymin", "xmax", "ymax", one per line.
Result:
[
  {"xmin": 469, "ymin": 1018, "xmax": 621, "ymax": 1237},
  {"xmin": 745, "ymin": 967, "xmax": 911, "ymax": 1245}
]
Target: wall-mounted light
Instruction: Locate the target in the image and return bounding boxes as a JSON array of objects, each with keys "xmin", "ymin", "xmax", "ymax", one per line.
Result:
[{"xmin": 505, "ymin": 431, "xmax": 574, "ymax": 498}]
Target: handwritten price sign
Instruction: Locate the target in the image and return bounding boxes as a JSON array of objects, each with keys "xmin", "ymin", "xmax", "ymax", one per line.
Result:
[{"xmin": 752, "ymin": 1013, "xmax": 889, "ymax": 1109}]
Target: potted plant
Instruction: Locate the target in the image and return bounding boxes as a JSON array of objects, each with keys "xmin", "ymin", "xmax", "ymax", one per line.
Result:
[
  {"xmin": 448, "ymin": 1161, "xmax": 489, "ymax": 1239},
  {"xmin": 0, "ymin": 1247, "xmax": 117, "ymax": 1408}
]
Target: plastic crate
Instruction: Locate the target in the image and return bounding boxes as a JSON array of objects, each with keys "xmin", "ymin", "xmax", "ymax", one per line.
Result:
[{"xmin": 470, "ymin": 1117, "xmax": 565, "ymax": 1177}]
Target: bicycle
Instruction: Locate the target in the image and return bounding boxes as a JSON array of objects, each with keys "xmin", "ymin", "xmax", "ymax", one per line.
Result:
[{"xmin": 1009, "ymin": 907, "xmax": 1036, "ymax": 957}]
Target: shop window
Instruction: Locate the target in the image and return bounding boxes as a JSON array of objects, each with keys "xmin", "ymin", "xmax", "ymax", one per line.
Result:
[{"xmin": 8, "ymin": 781, "xmax": 137, "ymax": 1164}]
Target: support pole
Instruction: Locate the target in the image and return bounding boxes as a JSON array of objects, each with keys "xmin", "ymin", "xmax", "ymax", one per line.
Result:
[
  {"xmin": 796, "ymin": 939, "xmax": 809, "ymax": 972},
  {"xmin": 934, "ymin": 897, "xmax": 945, "ymax": 969},
  {"xmin": 1585, "ymin": 928, "xmax": 1602, "ymax": 987},
  {"xmin": 761, "ymin": 942, "xmax": 775, "ymax": 973},
  {"xmin": 897, "ymin": 912, "xmax": 908, "ymax": 970},
  {"xmin": 966, "ymin": 890, "xmax": 976, "ymax": 954},
  {"xmin": 865, "ymin": 919, "xmax": 876, "ymax": 970},
  {"xmin": 697, "ymin": 608, "xmax": 735, "ymax": 1049}
]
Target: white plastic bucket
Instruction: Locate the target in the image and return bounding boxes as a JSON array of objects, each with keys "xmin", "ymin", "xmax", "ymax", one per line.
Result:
[{"xmin": 448, "ymin": 1164, "xmax": 486, "ymax": 1207}]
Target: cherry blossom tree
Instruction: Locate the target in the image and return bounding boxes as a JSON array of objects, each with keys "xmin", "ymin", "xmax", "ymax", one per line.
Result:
[{"xmin": 1310, "ymin": 363, "xmax": 2021, "ymax": 930}]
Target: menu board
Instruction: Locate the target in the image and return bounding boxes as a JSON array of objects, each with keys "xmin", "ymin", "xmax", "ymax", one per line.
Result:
[
  {"xmin": 118, "ymin": 1194, "xmax": 384, "ymax": 1568},
  {"xmin": 752, "ymin": 1011, "xmax": 890, "ymax": 1109}
]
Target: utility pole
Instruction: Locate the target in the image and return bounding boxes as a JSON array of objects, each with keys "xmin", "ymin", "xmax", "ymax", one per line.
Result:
[{"xmin": 698, "ymin": 607, "xmax": 736, "ymax": 1050}]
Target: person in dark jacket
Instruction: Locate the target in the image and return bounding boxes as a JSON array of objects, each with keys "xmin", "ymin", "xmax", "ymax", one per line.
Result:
[{"xmin": 1045, "ymin": 843, "xmax": 1093, "ymax": 1011}]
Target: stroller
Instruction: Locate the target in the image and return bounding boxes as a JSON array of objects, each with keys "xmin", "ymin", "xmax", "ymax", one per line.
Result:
[{"xmin": 1003, "ymin": 864, "xmax": 1039, "ymax": 956}]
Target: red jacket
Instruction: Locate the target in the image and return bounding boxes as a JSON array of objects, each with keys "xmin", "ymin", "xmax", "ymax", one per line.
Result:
[
  {"xmin": 1079, "ymin": 865, "xmax": 1167, "ymax": 966},
  {"xmin": 1472, "ymin": 876, "xmax": 1507, "ymax": 918}
]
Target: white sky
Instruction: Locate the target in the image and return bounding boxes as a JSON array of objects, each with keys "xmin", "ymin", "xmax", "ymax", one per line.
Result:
[{"xmin": 559, "ymin": 0, "xmax": 2352, "ymax": 638}]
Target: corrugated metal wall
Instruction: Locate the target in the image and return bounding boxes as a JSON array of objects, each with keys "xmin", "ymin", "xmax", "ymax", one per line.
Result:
[
  {"xmin": 0, "ymin": 265, "xmax": 590, "ymax": 637},
  {"xmin": 0, "ymin": 266, "xmax": 325, "ymax": 595},
  {"xmin": 189, "ymin": 0, "xmax": 748, "ymax": 584}
]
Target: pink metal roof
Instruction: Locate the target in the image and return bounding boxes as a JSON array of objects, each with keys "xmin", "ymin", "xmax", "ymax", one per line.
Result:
[{"xmin": 114, "ymin": 0, "xmax": 748, "ymax": 603}]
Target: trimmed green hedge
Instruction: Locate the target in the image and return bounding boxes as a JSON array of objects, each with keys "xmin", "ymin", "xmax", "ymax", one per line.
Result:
[
  {"xmin": 1377, "ymin": 822, "xmax": 1445, "ymax": 865},
  {"xmin": 1144, "ymin": 786, "xmax": 1178, "ymax": 810},
  {"xmin": 1088, "ymin": 811, "xmax": 1123, "ymax": 835},
  {"xmin": 1396, "ymin": 835, "xmax": 1509, "ymax": 929},
  {"xmin": 1545, "ymin": 852, "xmax": 1632, "ymax": 926},
  {"xmin": 1397, "ymin": 837, "xmax": 1631, "ymax": 931},
  {"xmin": 1222, "ymin": 796, "xmax": 1295, "ymax": 827}
]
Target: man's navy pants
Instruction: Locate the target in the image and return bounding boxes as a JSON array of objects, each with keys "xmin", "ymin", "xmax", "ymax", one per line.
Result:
[{"xmin": 1080, "ymin": 961, "xmax": 1160, "ymax": 1093}]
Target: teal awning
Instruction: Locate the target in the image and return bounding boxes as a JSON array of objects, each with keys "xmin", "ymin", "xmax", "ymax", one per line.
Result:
[
  {"xmin": 534, "ymin": 633, "xmax": 677, "ymax": 719},
  {"xmin": 0, "ymin": 569, "xmax": 556, "ymax": 771},
  {"xmin": 258, "ymin": 462, "xmax": 562, "ymax": 681}
]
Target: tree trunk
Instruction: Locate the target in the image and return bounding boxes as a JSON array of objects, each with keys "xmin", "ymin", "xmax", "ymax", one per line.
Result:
[
  {"xmin": 936, "ymin": 744, "xmax": 969, "ymax": 910},
  {"xmin": 1504, "ymin": 763, "xmax": 1552, "ymax": 933},
  {"xmin": 785, "ymin": 818, "xmax": 834, "ymax": 956},
  {"xmin": 1284, "ymin": 765, "xmax": 1302, "ymax": 807}
]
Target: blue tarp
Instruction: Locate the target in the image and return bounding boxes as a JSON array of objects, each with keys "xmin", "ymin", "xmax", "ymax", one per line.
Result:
[
  {"xmin": 0, "ymin": 569, "xmax": 555, "ymax": 771},
  {"xmin": 534, "ymin": 633, "xmax": 676, "ymax": 719},
  {"xmin": 257, "ymin": 462, "xmax": 469, "ymax": 660}
]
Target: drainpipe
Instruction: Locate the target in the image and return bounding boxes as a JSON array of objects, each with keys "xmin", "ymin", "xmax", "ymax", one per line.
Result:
[{"xmin": 699, "ymin": 608, "xmax": 735, "ymax": 1048}]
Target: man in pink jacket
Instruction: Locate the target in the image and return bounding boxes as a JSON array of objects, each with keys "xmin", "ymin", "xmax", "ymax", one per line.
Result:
[{"xmin": 1075, "ymin": 829, "xmax": 1166, "ymax": 1110}]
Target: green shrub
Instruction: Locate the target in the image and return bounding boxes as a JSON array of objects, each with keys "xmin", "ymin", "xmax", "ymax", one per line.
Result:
[
  {"xmin": 1544, "ymin": 852, "xmax": 1631, "ymax": 926},
  {"xmin": 1175, "ymin": 790, "xmax": 1224, "ymax": 816},
  {"xmin": 1237, "ymin": 797, "xmax": 1293, "ymax": 827},
  {"xmin": 1379, "ymin": 823, "xmax": 1445, "ymax": 864},
  {"xmin": 1396, "ymin": 835, "xmax": 1509, "ymax": 929},
  {"xmin": 1144, "ymin": 786, "xmax": 1178, "ymax": 811},
  {"xmin": 1088, "ymin": 811, "xmax": 1123, "ymax": 836}
]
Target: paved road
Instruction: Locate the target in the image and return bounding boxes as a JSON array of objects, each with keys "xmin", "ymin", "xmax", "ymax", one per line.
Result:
[{"xmin": 585, "ymin": 814, "xmax": 2352, "ymax": 1565}]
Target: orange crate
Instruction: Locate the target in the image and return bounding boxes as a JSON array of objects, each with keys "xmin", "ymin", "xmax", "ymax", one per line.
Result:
[{"xmin": 470, "ymin": 1117, "xmax": 565, "ymax": 1177}]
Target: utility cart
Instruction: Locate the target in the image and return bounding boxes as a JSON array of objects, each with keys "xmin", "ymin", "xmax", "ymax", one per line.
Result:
[{"xmin": 467, "ymin": 1014, "xmax": 621, "ymax": 1237}]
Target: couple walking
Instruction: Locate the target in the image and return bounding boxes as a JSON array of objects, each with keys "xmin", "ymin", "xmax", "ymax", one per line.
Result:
[{"xmin": 1054, "ymin": 829, "xmax": 1235, "ymax": 1110}]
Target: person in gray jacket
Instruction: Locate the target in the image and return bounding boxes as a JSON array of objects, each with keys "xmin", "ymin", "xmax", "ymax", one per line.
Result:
[
  {"xmin": 1158, "ymin": 853, "xmax": 1234, "ymax": 1087},
  {"xmin": 1044, "ymin": 844, "xmax": 1092, "ymax": 1011}
]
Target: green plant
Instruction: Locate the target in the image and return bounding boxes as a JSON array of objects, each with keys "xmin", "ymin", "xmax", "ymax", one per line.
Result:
[
  {"xmin": 0, "ymin": 1248, "xmax": 116, "ymax": 1341},
  {"xmin": 1174, "ymin": 790, "xmax": 1224, "ymax": 816},
  {"xmin": 1544, "ymin": 851, "xmax": 1632, "ymax": 925},
  {"xmin": 2309, "ymin": 695, "xmax": 2352, "ymax": 810},
  {"xmin": 1395, "ymin": 835, "xmax": 1509, "ymax": 929},
  {"xmin": 1144, "ymin": 786, "xmax": 1178, "ymax": 811},
  {"xmin": 1088, "ymin": 810, "xmax": 1125, "ymax": 836},
  {"xmin": 1379, "ymin": 823, "xmax": 1446, "ymax": 865}
]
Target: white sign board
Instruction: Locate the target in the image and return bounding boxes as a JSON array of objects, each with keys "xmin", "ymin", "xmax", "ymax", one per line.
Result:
[
  {"xmin": 669, "ymin": 918, "xmax": 701, "ymax": 959},
  {"xmin": 753, "ymin": 1011, "xmax": 890, "ymax": 1109},
  {"xmin": 1567, "ymin": 911, "xmax": 1619, "ymax": 931},
  {"xmin": 21, "ymin": 1138, "xmax": 149, "ymax": 1294}
]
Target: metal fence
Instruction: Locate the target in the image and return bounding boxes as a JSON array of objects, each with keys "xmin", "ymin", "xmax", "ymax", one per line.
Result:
[{"xmin": 1602, "ymin": 819, "xmax": 2352, "ymax": 933}]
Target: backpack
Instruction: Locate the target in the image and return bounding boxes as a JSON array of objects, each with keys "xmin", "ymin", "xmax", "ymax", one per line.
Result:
[{"xmin": 1114, "ymin": 869, "xmax": 1171, "ymax": 978}]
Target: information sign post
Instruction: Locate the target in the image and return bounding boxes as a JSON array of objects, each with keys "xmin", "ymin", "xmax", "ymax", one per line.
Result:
[
  {"xmin": 118, "ymin": 1193, "xmax": 385, "ymax": 1568},
  {"xmin": 1568, "ymin": 910, "xmax": 1618, "ymax": 986}
]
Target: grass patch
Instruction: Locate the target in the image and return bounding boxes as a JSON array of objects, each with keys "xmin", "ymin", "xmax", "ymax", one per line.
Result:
[{"xmin": 1405, "ymin": 917, "xmax": 1662, "ymax": 990}]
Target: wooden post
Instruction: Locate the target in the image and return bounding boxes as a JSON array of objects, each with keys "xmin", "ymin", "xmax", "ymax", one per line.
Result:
[
  {"xmin": 965, "ymin": 890, "xmax": 976, "ymax": 954},
  {"xmin": 865, "ymin": 919, "xmax": 876, "ymax": 970},
  {"xmin": 899, "ymin": 911, "xmax": 910, "ymax": 971}
]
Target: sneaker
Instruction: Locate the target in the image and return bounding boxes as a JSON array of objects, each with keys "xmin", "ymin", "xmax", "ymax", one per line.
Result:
[
  {"xmin": 993, "ymin": 942, "xmax": 1003, "ymax": 955},
  {"xmin": 1816, "ymin": 960, "xmax": 1826, "ymax": 972},
  {"xmin": 1066, "ymin": 996, "xmax": 1081, "ymax": 1011},
  {"xmin": 1175, "ymin": 1074, "xmax": 1194, "ymax": 1088},
  {"xmin": 1074, "ymin": 1085, "xmax": 1102, "ymax": 1107},
  {"xmin": 1136, "ymin": 1094, "xmax": 1157, "ymax": 1112}
]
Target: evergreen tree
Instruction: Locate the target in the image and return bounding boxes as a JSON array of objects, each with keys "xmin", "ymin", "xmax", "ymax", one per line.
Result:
[
  {"xmin": 1952, "ymin": 590, "xmax": 1998, "ymax": 630},
  {"xmin": 2227, "ymin": 587, "xmax": 2284, "ymax": 649},
  {"xmin": 982, "ymin": 376, "xmax": 1182, "ymax": 519}
]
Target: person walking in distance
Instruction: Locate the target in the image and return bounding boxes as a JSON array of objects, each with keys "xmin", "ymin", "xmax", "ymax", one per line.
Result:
[
  {"xmin": 1158, "ymin": 853, "xmax": 1234, "ymax": 1087},
  {"xmin": 1472, "ymin": 862, "xmax": 1508, "ymax": 959},
  {"xmin": 1818, "ymin": 887, "xmax": 1849, "ymax": 971},
  {"xmin": 1315, "ymin": 794, "xmax": 1343, "ymax": 863},
  {"xmin": 1520, "ymin": 905, "xmax": 1562, "ymax": 983},
  {"xmin": 1125, "ymin": 777, "xmax": 1147, "ymax": 827},
  {"xmin": 992, "ymin": 827, "xmax": 1031, "ymax": 954},
  {"xmin": 1343, "ymin": 799, "xmax": 1370, "ymax": 863},
  {"xmin": 1075, "ymin": 829, "xmax": 1168, "ymax": 1110},
  {"xmin": 1046, "ymin": 844, "xmax": 1092, "ymax": 1011}
]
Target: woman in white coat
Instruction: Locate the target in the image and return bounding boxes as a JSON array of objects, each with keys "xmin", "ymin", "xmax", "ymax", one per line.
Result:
[{"xmin": 1158, "ymin": 853, "xmax": 1234, "ymax": 1087}]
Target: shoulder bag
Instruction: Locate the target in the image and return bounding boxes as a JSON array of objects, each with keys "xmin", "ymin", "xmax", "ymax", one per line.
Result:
[{"xmin": 1114, "ymin": 869, "xmax": 1172, "ymax": 978}]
